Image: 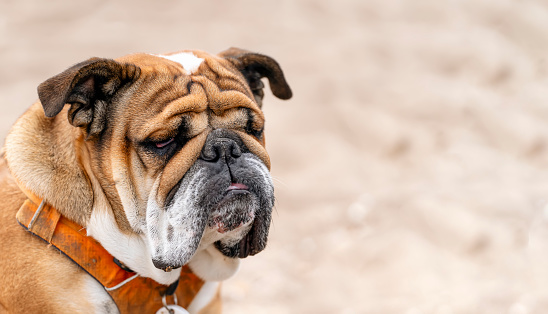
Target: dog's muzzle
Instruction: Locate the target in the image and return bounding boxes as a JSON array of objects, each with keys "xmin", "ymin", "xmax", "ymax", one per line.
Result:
[{"xmin": 197, "ymin": 129, "xmax": 274, "ymax": 259}]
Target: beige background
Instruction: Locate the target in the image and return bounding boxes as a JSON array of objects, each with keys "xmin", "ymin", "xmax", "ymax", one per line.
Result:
[{"xmin": 2, "ymin": 0, "xmax": 548, "ymax": 313}]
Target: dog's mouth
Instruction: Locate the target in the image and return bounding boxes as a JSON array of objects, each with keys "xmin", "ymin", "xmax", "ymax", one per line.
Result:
[
  {"xmin": 208, "ymin": 182, "xmax": 255, "ymax": 233},
  {"xmin": 165, "ymin": 180, "xmax": 249, "ymax": 207},
  {"xmin": 227, "ymin": 182, "xmax": 249, "ymax": 192},
  {"xmin": 225, "ymin": 182, "xmax": 250, "ymax": 197},
  {"xmin": 205, "ymin": 181, "xmax": 266, "ymax": 259}
]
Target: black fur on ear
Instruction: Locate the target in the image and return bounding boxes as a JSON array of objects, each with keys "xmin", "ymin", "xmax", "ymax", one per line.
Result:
[
  {"xmin": 37, "ymin": 58, "xmax": 140, "ymax": 137},
  {"xmin": 219, "ymin": 48, "xmax": 292, "ymax": 107}
]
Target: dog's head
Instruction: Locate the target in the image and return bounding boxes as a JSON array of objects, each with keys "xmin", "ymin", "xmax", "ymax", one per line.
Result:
[{"xmin": 35, "ymin": 48, "xmax": 291, "ymax": 279}]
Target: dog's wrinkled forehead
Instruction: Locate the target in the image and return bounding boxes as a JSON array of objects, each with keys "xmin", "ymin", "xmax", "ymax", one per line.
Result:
[
  {"xmin": 117, "ymin": 50, "xmax": 261, "ymax": 107},
  {"xmin": 116, "ymin": 51, "xmax": 266, "ymax": 141}
]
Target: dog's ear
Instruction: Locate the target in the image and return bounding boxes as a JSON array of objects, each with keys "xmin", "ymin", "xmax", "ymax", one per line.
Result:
[
  {"xmin": 38, "ymin": 58, "xmax": 140, "ymax": 137},
  {"xmin": 219, "ymin": 47, "xmax": 292, "ymax": 108}
]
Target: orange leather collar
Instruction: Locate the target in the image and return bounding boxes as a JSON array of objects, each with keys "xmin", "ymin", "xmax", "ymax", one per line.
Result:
[{"xmin": 16, "ymin": 195, "xmax": 204, "ymax": 313}]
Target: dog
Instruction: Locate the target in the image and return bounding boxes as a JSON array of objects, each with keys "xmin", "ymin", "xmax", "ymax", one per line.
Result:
[{"xmin": 0, "ymin": 48, "xmax": 291, "ymax": 313}]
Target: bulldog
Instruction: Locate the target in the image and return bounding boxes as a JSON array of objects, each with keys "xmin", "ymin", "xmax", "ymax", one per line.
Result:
[{"xmin": 0, "ymin": 48, "xmax": 291, "ymax": 313}]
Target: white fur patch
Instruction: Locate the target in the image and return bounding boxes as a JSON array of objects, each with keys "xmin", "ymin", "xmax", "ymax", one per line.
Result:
[
  {"xmin": 188, "ymin": 245, "xmax": 240, "ymax": 281},
  {"xmin": 187, "ymin": 281, "xmax": 220, "ymax": 314},
  {"xmin": 146, "ymin": 169, "xmax": 207, "ymax": 269},
  {"xmin": 86, "ymin": 204, "xmax": 182, "ymax": 285},
  {"xmin": 156, "ymin": 52, "xmax": 204, "ymax": 74}
]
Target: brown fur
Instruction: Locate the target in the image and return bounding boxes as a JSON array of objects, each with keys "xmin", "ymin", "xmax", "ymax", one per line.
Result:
[
  {"xmin": 0, "ymin": 156, "xmax": 94, "ymax": 313},
  {"xmin": 0, "ymin": 48, "xmax": 291, "ymax": 312}
]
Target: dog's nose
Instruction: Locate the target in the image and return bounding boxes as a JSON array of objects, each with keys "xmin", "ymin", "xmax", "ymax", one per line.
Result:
[{"xmin": 200, "ymin": 138, "xmax": 242, "ymax": 162}]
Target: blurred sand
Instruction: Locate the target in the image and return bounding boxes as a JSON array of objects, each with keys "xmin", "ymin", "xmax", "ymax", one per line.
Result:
[{"xmin": 2, "ymin": 0, "xmax": 548, "ymax": 313}]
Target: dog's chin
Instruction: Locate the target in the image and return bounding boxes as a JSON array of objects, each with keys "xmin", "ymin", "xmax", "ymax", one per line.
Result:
[
  {"xmin": 188, "ymin": 245, "xmax": 241, "ymax": 281},
  {"xmin": 185, "ymin": 195, "xmax": 259, "ymax": 280}
]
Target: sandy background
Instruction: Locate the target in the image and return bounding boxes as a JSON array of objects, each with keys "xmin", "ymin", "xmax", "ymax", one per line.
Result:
[{"xmin": 2, "ymin": 0, "xmax": 548, "ymax": 313}]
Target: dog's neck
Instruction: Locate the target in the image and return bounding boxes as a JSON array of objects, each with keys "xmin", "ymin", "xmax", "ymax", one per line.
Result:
[{"xmin": 4, "ymin": 103, "xmax": 93, "ymax": 227}]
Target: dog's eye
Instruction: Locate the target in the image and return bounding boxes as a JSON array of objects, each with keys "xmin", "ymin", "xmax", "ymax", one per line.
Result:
[
  {"xmin": 145, "ymin": 137, "xmax": 177, "ymax": 156},
  {"xmin": 245, "ymin": 125, "xmax": 263, "ymax": 139},
  {"xmin": 244, "ymin": 108, "xmax": 264, "ymax": 140},
  {"xmin": 154, "ymin": 137, "xmax": 175, "ymax": 149},
  {"xmin": 140, "ymin": 136, "xmax": 181, "ymax": 161}
]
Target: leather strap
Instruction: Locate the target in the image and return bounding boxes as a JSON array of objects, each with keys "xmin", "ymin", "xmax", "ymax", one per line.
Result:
[{"xmin": 16, "ymin": 197, "xmax": 204, "ymax": 313}]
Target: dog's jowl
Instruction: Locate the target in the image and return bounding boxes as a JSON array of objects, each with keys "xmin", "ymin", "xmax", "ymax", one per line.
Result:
[{"xmin": 0, "ymin": 48, "xmax": 291, "ymax": 313}]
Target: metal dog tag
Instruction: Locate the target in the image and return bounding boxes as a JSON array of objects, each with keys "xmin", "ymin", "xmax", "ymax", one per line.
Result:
[{"xmin": 156, "ymin": 305, "xmax": 190, "ymax": 314}]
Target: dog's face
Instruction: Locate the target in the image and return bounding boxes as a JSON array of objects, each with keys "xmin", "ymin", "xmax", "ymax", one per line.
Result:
[{"xmin": 36, "ymin": 49, "xmax": 291, "ymax": 277}]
